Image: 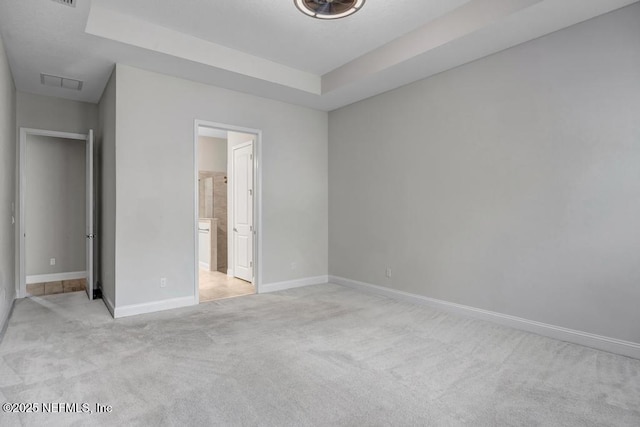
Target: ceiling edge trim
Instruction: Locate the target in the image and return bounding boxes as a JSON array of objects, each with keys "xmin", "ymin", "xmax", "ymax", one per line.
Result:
[
  {"xmin": 85, "ymin": 4, "xmax": 322, "ymax": 95},
  {"xmin": 322, "ymin": 0, "xmax": 542, "ymax": 94}
]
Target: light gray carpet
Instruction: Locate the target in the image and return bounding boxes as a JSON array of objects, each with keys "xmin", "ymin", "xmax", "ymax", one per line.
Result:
[{"xmin": 0, "ymin": 284, "xmax": 638, "ymax": 426}]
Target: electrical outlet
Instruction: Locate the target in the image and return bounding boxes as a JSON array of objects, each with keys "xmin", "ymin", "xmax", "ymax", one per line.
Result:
[
  {"xmin": 385, "ymin": 267, "xmax": 392, "ymax": 278},
  {"xmin": 50, "ymin": 258, "xmax": 56, "ymax": 266},
  {"xmin": 160, "ymin": 278, "xmax": 167, "ymax": 288}
]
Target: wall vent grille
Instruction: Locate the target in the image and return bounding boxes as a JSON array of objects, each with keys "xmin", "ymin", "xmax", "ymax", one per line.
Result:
[{"xmin": 51, "ymin": 0, "xmax": 76, "ymax": 7}]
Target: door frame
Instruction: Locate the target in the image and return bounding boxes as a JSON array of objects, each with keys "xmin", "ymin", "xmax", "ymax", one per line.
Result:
[
  {"xmin": 16, "ymin": 128, "xmax": 91, "ymax": 299},
  {"xmin": 193, "ymin": 120, "xmax": 263, "ymax": 304}
]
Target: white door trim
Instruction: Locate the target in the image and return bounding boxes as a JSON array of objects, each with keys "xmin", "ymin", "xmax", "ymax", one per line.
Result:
[
  {"xmin": 193, "ymin": 120, "xmax": 263, "ymax": 304},
  {"xmin": 17, "ymin": 128, "xmax": 89, "ymax": 299}
]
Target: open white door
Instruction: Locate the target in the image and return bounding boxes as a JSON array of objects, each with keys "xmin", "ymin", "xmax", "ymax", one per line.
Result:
[
  {"xmin": 232, "ymin": 141, "xmax": 254, "ymax": 282},
  {"xmin": 85, "ymin": 130, "xmax": 94, "ymax": 300}
]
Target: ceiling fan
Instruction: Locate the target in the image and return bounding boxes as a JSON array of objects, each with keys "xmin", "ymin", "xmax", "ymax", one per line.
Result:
[{"xmin": 294, "ymin": 0, "xmax": 366, "ymax": 20}]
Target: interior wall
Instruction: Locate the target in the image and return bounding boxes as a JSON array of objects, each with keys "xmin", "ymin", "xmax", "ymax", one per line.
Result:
[
  {"xmin": 98, "ymin": 68, "xmax": 116, "ymax": 311},
  {"xmin": 198, "ymin": 136, "xmax": 227, "ymax": 173},
  {"xmin": 0, "ymin": 34, "xmax": 16, "ymax": 332},
  {"xmin": 228, "ymin": 132, "xmax": 255, "ymax": 148},
  {"xmin": 328, "ymin": 4, "xmax": 640, "ymax": 343},
  {"xmin": 16, "ymin": 91, "xmax": 98, "ymax": 134},
  {"xmin": 25, "ymin": 135, "xmax": 85, "ymax": 276},
  {"xmin": 114, "ymin": 64, "xmax": 328, "ymax": 307}
]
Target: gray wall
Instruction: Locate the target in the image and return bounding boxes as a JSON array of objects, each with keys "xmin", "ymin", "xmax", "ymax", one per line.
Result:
[
  {"xmin": 329, "ymin": 4, "xmax": 640, "ymax": 343},
  {"xmin": 0, "ymin": 34, "xmax": 16, "ymax": 331},
  {"xmin": 98, "ymin": 68, "xmax": 116, "ymax": 309},
  {"xmin": 114, "ymin": 64, "xmax": 328, "ymax": 307},
  {"xmin": 17, "ymin": 92, "xmax": 98, "ymax": 134},
  {"xmin": 198, "ymin": 136, "xmax": 227, "ymax": 173},
  {"xmin": 25, "ymin": 135, "xmax": 85, "ymax": 276}
]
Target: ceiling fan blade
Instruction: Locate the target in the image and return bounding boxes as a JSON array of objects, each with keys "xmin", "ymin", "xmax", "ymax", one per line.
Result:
[{"xmin": 316, "ymin": 3, "xmax": 332, "ymax": 14}]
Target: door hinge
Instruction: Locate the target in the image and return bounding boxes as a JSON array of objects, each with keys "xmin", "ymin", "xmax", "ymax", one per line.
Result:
[
  {"xmin": 250, "ymin": 154, "xmax": 253, "ymax": 160},
  {"xmin": 249, "ymin": 189, "xmax": 253, "ymax": 196},
  {"xmin": 250, "ymin": 261, "xmax": 253, "ymax": 267}
]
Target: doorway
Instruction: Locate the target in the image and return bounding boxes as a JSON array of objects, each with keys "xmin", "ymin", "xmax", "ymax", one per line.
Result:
[
  {"xmin": 17, "ymin": 128, "xmax": 95, "ymax": 300},
  {"xmin": 194, "ymin": 121, "xmax": 260, "ymax": 303}
]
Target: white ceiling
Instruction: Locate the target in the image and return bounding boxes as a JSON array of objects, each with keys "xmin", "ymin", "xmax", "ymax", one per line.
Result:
[
  {"xmin": 98, "ymin": 0, "xmax": 471, "ymax": 75},
  {"xmin": 0, "ymin": 0, "xmax": 637, "ymax": 111}
]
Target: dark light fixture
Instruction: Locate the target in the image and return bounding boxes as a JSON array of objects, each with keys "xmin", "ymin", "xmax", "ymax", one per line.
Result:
[{"xmin": 294, "ymin": 0, "xmax": 366, "ymax": 20}]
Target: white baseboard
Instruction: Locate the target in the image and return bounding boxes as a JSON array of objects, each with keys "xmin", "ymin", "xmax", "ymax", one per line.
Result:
[
  {"xmin": 329, "ymin": 275, "xmax": 640, "ymax": 360},
  {"xmin": 199, "ymin": 262, "xmax": 210, "ymax": 270},
  {"xmin": 113, "ymin": 296, "xmax": 196, "ymax": 319},
  {"xmin": 227, "ymin": 269, "xmax": 233, "ymax": 277},
  {"xmin": 26, "ymin": 271, "xmax": 86, "ymax": 284},
  {"xmin": 260, "ymin": 275, "xmax": 329, "ymax": 293}
]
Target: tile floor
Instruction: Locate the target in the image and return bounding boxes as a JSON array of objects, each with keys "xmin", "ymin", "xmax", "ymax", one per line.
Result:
[
  {"xmin": 199, "ymin": 269, "xmax": 255, "ymax": 302},
  {"xmin": 26, "ymin": 278, "xmax": 87, "ymax": 296}
]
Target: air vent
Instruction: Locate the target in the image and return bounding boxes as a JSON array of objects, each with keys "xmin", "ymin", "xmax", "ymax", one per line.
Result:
[
  {"xmin": 51, "ymin": 0, "xmax": 76, "ymax": 7},
  {"xmin": 41, "ymin": 73, "xmax": 83, "ymax": 91}
]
